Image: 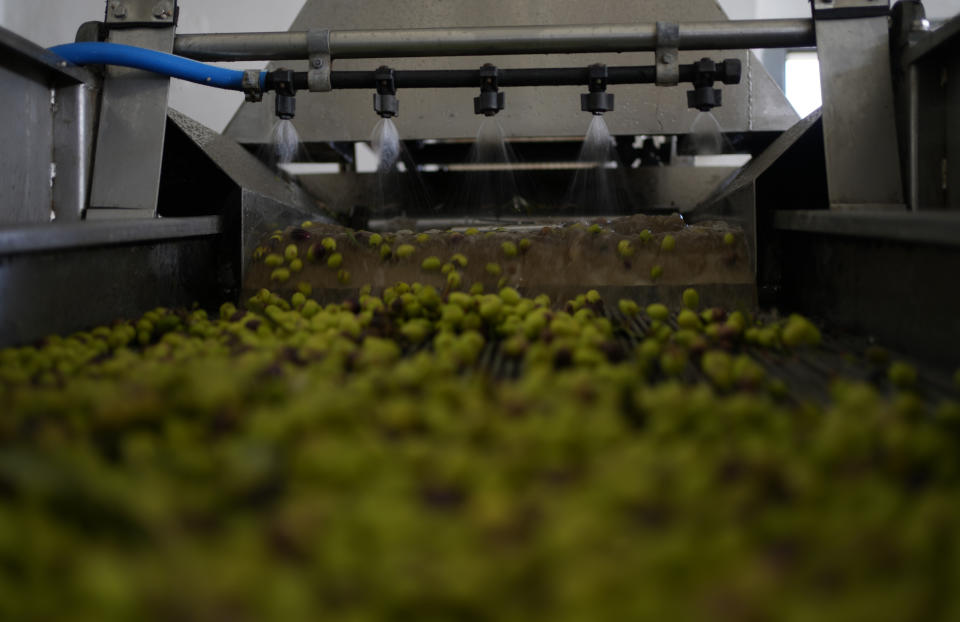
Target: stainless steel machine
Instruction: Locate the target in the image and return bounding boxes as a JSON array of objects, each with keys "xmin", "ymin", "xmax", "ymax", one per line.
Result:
[{"xmin": 0, "ymin": 0, "xmax": 957, "ymax": 367}]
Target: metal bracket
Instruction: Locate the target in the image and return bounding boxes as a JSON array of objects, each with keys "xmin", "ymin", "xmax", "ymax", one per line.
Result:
[
  {"xmin": 242, "ymin": 69, "xmax": 263, "ymax": 103},
  {"xmin": 812, "ymin": 0, "xmax": 889, "ymax": 20},
  {"xmin": 655, "ymin": 21, "xmax": 679, "ymax": 87},
  {"xmin": 89, "ymin": 0, "xmax": 177, "ymax": 218},
  {"xmin": 812, "ymin": 0, "xmax": 904, "ymax": 210},
  {"xmin": 105, "ymin": 0, "xmax": 177, "ymax": 27},
  {"xmin": 306, "ymin": 28, "xmax": 331, "ymax": 92}
]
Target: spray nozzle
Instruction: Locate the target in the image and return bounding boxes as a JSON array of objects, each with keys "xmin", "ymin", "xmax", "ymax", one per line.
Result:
[
  {"xmin": 474, "ymin": 64, "xmax": 505, "ymax": 116},
  {"xmin": 686, "ymin": 58, "xmax": 740, "ymax": 112},
  {"xmin": 374, "ymin": 66, "xmax": 399, "ymax": 118},
  {"xmin": 267, "ymin": 68, "xmax": 297, "ymax": 120},
  {"xmin": 580, "ymin": 64, "xmax": 615, "ymax": 115}
]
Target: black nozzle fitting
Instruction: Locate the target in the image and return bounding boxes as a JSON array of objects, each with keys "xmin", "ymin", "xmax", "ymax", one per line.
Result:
[
  {"xmin": 580, "ymin": 64, "xmax": 615, "ymax": 115},
  {"xmin": 686, "ymin": 58, "xmax": 740, "ymax": 112},
  {"xmin": 276, "ymin": 94, "xmax": 296, "ymax": 120},
  {"xmin": 373, "ymin": 66, "xmax": 399, "ymax": 118},
  {"xmin": 268, "ymin": 68, "xmax": 297, "ymax": 120},
  {"xmin": 474, "ymin": 64, "xmax": 505, "ymax": 116}
]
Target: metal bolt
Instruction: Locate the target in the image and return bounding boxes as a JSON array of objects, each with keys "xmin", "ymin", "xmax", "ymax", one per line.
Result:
[
  {"xmin": 153, "ymin": 3, "xmax": 171, "ymax": 19},
  {"xmin": 112, "ymin": 3, "xmax": 127, "ymax": 18},
  {"xmin": 660, "ymin": 52, "xmax": 674, "ymax": 64},
  {"xmin": 312, "ymin": 57, "xmax": 324, "ymax": 68}
]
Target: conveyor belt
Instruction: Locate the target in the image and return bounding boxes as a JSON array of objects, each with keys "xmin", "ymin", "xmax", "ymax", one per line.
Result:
[{"xmin": 455, "ymin": 307, "xmax": 957, "ymax": 405}]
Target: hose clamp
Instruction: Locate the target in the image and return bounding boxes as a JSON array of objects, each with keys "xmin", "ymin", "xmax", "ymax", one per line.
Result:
[
  {"xmin": 307, "ymin": 28, "xmax": 331, "ymax": 92},
  {"xmin": 242, "ymin": 69, "xmax": 263, "ymax": 102}
]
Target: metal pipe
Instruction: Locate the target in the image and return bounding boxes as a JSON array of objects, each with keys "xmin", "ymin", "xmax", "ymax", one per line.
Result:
[
  {"xmin": 174, "ymin": 32, "xmax": 309, "ymax": 62},
  {"xmin": 326, "ymin": 66, "xmax": 662, "ymax": 89},
  {"xmin": 173, "ymin": 19, "xmax": 815, "ymax": 62}
]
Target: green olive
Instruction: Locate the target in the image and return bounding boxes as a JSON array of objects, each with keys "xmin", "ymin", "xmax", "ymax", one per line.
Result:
[
  {"xmin": 888, "ymin": 361, "xmax": 918, "ymax": 389},
  {"xmin": 500, "ymin": 287, "xmax": 521, "ymax": 306},
  {"xmin": 646, "ymin": 303, "xmax": 669, "ymax": 322},
  {"xmin": 682, "ymin": 288, "xmax": 700, "ymax": 311},
  {"xmin": 618, "ymin": 299, "xmax": 640, "ymax": 316}
]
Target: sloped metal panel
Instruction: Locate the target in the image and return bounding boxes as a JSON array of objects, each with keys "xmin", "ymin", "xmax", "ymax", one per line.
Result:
[{"xmin": 224, "ymin": 0, "xmax": 799, "ymax": 144}]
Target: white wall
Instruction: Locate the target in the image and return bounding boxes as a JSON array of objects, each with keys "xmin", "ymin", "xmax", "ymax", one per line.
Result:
[
  {"xmin": 0, "ymin": 0, "xmax": 307, "ymax": 132},
  {"xmin": 718, "ymin": 0, "xmax": 960, "ymax": 19}
]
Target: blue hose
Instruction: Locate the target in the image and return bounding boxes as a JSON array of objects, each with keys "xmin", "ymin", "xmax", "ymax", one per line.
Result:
[{"xmin": 49, "ymin": 42, "xmax": 266, "ymax": 91}]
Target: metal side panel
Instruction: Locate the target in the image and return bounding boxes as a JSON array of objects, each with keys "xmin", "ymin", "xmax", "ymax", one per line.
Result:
[
  {"xmin": 161, "ymin": 110, "xmax": 334, "ymax": 285},
  {"xmin": 167, "ymin": 110, "xmax": 323, "ymax": 211},
  {"xmin": 224, "ymin": 0, "xmax": 799, "ymax": 143},
  {"xmin": 52, "ymin": 82, "xmax": 99, "ymax": 222},
  {"xmin": 776, "ymin": 231, "xmax": 960, "ymax": 368},
  {"xmin": 88, "ymin": 27, "xmax": 175, "ymax": 217},
  {"xmin": 0, "ymin": 25, "xmax": 98, "ymax": 226},
  {"xmin": 0, "ymin": 62, "xmax": 54, "ymax": 225},
  {"xmin": 695, "ymin": 109, "xmax": 825, "ymax": 209},
  {"xmin": 815, "ymin": 15, "xmax": 905, "ymax": 209},
  {"xmin": 0, "ymin": 218, "xmax": 227, "ymax": 348}
]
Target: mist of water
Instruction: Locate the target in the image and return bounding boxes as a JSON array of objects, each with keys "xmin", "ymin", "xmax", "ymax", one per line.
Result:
[
  {"xmin": 455, "ymin": 118, "xmax": 526, "ymax": 219},
  {"xmin": 690, "ymin": 111, "xmax": 725, "ymax": 155},
  {"xmin": 369, "ymin": 118, "xmax": 431, "ymax": 217},
  {"xmin": 261, "ymin": 119, "xmax": 306, "ymax": 172},
  {"xmin": 565, "ymin": 115, "xmax": 634, "ymax": 216}
]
